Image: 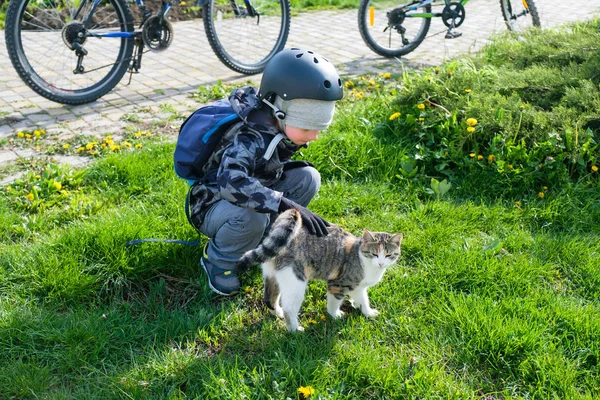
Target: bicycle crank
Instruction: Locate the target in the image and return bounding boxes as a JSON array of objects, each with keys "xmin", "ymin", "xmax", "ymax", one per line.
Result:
[
  {"xmin": 441, "ymin": 2, "xmax": 466, "ymax": 28},
  {"xmin": 142, "ymin": 16, "xmax": 174, "ymax": 52}
]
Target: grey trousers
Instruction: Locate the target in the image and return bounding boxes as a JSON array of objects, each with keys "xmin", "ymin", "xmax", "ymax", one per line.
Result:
[{"xmin": 199, "ymin": 167, "xmax": 321, "ymax": 271}]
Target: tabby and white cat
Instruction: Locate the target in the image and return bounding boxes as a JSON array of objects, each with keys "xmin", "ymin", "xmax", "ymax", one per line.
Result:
[{"xmin": 237, "ymin": 209, "xmax": 403, "ymax": 332}]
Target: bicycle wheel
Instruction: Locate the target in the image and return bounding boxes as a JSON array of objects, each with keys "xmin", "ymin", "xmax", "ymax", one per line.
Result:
[
  {"xmin": 499, "ymin": 0, "xmax": 540, "ymax": 31},
  {"xmin": 5, "ymin": 0, "xmax": 135, "ymax": 105},
  {"xmin": 358, "ymin": 0, "xmax": 431, "ymax": 58},
  {"xmin": 203, "ymin": 0, "xmax": 290, "ymax": 75}
]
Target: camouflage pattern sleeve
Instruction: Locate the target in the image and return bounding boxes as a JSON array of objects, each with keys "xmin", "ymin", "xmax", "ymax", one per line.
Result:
[{"xmin": 216, "ymin": 131, "xmax": 283, "ymax": 214}]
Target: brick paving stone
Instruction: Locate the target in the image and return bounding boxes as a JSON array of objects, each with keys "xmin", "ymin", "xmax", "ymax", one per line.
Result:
[{"xmin": 0, "ymin": 0, "xmax": 599, "ymax": 175}]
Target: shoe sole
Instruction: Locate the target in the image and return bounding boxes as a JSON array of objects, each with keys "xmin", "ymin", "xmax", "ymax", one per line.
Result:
[{"xmin": 200, "ymin": 258, "xmax": 239, "ymax": 296}]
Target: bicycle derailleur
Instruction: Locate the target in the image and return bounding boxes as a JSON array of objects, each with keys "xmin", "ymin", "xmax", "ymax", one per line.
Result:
[
  {"xmin": 62, "ymin": 21, "xmax": 89, "ymax": 74},
  {"xmin": 385, "ymin": 8, "xmax": 411, "ymax": 47},
  {"xmin": 441, "ymin": 2, "xmax": 466, "ymax": 39}
]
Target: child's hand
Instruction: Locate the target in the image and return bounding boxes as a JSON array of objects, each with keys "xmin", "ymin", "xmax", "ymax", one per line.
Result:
[{"xmin": 278, "ymin": 198, "xmax": 330, "ymax": 237}]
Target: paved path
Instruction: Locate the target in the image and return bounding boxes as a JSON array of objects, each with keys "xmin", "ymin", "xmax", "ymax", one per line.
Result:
[{"xmin": 0, "ymin": 0, "xmax": 599, "ymax": 176}]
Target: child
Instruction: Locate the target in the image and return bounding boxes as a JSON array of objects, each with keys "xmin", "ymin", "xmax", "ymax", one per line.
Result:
[{"xmin": 187, "ymin": 47, "xmax": 344, "ymax": 296}]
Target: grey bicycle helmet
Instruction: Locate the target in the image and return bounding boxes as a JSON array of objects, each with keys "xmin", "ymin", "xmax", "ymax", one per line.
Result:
[{"xmin": 258, "ymin": 48, "xmax": 343, "ymax": 102}]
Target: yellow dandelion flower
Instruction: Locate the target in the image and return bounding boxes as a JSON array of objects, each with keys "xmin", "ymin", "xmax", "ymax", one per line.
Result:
[
  {"xmin": 123, "ymin": 141, "xmax": 132, "ymax": 148},
  {"xmin": 592, "ymin": 165, "xmax": 598, "ymax": 172},
  {"xmin": 508, "ymin": 164, "xmax": 513, "ymax": 169},
  {"xmin": 444, "ymin": 151, "xmax": 449, "ymax": 156},
  {"xmin": 538, "ymin": 192, "xmax": 545, "ymax": 198},
  {"xmin": 389, "ymin": 112, "xmax": 401, "ymax": 121},
  {"xmin": 77, "ymin": 147, "xmax": 85, "ymax": 153},
  {"xmin": 543, "ymin": 186, "xmax": 548, "ymax": 191},
  {"xmin": 465, "ymin": 89, "xmax": 472, "ymax": 93},
  {"xmin": 469, "ymin": 153, "xmax": 475, "ymax": 158},
  {"xmin": 60, "ymin": 190, "xmax": 69, "ymax": 195},
  {"xmin": 85, "ymin": 142, "xmax": 95, "ymax": 150},
  {"xmin": 434, "ymin": 67, "xmax": 440, "ymax": 73},
  {"xmin": 109, "ymin": 145, "xmax": 121, "ymax": 151},
  {"xmin": 369, "ymin": 79, "xmax": 375, "ymax": 85},
  {"xmin": 382, "ymin": 72, "xmax": 391, "ymax": 79},
  {"xmin": 26, "ymin": 193, "xmax": 34, "ymax": 201},
  {"xmin": 344, "ymin": 80, "xmax": 354, "ymax": 88},
  {"xmin": 34, "ymin": 130, "xmax": 42, "ymax": 137},
  {"xmin": 35, "ymin": 146, "xmax": 41, "ymax": 152},
  {"xmin": 134, "ymin": 131, "xmax": 143, "ymax": 137},
  {"xmin": 17, "ymin": 131, "xmax": 25, "ymax": 138},
  {"xmin": 466, "ymin": 126, "xmax": 475, "ymax": 133},
  {"xmin": 101, "ymin": 143, "xmax": 107, "ymax": 149},
  {"xmin": 308, "ymin": 319, "xmax": 317, "ymax": 325},
  {"xmin": 53, "ymin": 182, "xmax": 62, "ymax": 190},
  {"xmin": 321, "ymin": 315, "xmax": 326, "ymax": 321},
  {"xmin": 515, "ymin": 201, "xmax": 521, "ymax": 207},
  {"xmin": 6, "ymin": 186, "xmax": 12, "ymax": 192},
  {"xmin": 135, "ymin": 143, "xmax": 143, "ymax": 149},
  {"xmin": 298, "ymin": 386, "xmax": 315, "ymax": 398},
  {"xmin": 466, "ymin": 118, "xmax": 478, "ymax": 127},
  {"xmin": 63, "ymin": 144, "xmax": 70, "ymax": 149},
  {"xmin": 488, "ymin": 154, "xmax": 496, "ymax": 162},
  {"xmin": 26, "ymin": 134, "xmax": 32, "ymax": 139},
  {"xmin": 477, "ymin": 155, "xmax": 483, "ymax": 161},
  {"xmin": 418, "ymin": 117, "xmax": 425, "ymax": 121},
  {"xmin": 181, "ymin": 0, "xmax": 186, "ymax": 4},
  {"xmin": 417, "ymin": 103, "xmax": 425, "ymax": 110},
  {"xmin": 355, "ymin": 92, "xmax": 364, "ymax": 99}
]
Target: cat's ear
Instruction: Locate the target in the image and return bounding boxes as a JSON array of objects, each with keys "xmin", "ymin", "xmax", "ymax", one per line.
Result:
[
  {"xmin": 362, "ymin": 229, "xmax": 376, "ymax": 242},
  {"xmin": 389, "ymin": 233, "xmax": 403, "ymax": 245}
]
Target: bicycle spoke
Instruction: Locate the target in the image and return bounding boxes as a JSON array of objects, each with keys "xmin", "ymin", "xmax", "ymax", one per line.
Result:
[
  {"xmin": 204, "ymin": 0, "xmax": 290, "ymax": 74},
  {"xmin": 500, "ymin": 0, "xmax": 540, "ymax": 31},
  {"xmin": 6, "ymin": 0, "xmax": 134, "ymax": 103},
  {"xmin": 358, "ymin": 0, "xmax": 430, "ymax": 57}
]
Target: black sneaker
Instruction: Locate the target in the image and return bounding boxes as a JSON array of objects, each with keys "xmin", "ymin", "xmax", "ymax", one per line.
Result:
[{"xmin": 200, "ymin": 247, "xmax": 240, "ymax": 296}]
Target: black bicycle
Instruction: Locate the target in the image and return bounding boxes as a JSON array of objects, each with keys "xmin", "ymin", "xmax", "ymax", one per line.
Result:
[
  {"xmin": 358, "ymin": 0, "xmax": 540, "ymax": 58},
  {"xmin": 4, "ymin": 0, "xmax": 290, "ymax": 105}
]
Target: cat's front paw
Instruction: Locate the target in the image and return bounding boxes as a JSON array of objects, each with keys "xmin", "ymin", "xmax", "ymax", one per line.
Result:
[
  {"xmin": 269, "ymin": 306, "xmax": 284, "ymax": 319},
  {"xmin": 328, "ymin": 309, "xmax": 345, "ymax": 319},
  {"xmin": 362, "ymin": 308, "xmax": 380, "ymax": 318}
]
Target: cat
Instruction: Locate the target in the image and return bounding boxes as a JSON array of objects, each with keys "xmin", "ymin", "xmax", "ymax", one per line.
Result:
[{"xmin": 237, "ymin": 209, "xmax": 403, "ymax": 332}]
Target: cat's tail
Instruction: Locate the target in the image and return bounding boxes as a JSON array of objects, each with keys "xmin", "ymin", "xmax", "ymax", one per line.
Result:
[{"xmin": 236, "ymin": 209, "xmax": 302, "ymax": 271}]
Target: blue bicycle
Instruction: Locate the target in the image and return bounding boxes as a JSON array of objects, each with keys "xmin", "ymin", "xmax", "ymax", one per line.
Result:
[{"xmin": 4, "ymin": 0, "xmax": 290, "ymax": 104}]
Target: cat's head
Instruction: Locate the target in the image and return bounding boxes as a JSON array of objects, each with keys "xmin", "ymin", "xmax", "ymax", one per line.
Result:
[{"xmin": 360, "ymin": 230, "xmax": 403, "ymax": 268}]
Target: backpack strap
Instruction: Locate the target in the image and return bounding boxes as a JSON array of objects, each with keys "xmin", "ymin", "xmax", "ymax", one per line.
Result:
[{"xmin": 263, "ymin": 133, "xmax": 286, "ymax": 161}]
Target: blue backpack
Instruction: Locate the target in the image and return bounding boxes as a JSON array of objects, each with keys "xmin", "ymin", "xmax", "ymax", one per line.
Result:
[{"xmin": 174, "ymin": 98, "xmax": 241, "ymax": 183}]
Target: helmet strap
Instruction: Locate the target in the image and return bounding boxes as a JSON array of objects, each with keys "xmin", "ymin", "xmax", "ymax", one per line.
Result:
[{"xmin": 262, "ymin": 97, "xmax": 288, "ymax": 134}]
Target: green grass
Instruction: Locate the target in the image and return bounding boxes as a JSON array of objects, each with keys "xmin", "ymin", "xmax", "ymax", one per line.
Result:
[{"xmin": 1, "ymin": 20, "xmax": 600, "ymax": 399}]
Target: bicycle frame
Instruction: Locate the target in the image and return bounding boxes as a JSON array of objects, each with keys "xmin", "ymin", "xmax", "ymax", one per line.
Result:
[
  {"xmin": 74, "ymin": 0, "xmax": 173, "ymax": 39},
  {"xmin": 76, "ymin": 0, "xmax": 257, "ymax": 40}
]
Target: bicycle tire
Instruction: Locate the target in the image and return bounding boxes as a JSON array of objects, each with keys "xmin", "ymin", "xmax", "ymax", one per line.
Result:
[
  {"xmin": 203, "ymin": 0, "xmax": 290, "ymax": 75},
  {"xmin": 499, "ymin": 0, "xmax": 540, "ymax": 31},
  {"xmin": 5, "ymin": 0, "xmax": 135, "ymax": 105},
  {"xmin": 358, "ymin": 0, "xmax": 431, "ymax": 58}
]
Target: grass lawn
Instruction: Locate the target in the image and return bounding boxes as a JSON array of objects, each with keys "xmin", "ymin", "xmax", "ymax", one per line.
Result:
[{"xmin": 1, "ymin": 19, "xmax": 599, "ymax": 399}]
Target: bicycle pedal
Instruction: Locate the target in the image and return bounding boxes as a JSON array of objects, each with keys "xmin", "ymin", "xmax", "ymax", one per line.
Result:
[{"xmin": 445, "ymin": 31, "xmax": 463, "ymax": 39}]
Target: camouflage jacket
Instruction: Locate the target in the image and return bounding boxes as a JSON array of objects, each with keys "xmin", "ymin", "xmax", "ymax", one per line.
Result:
[{"xmin": 188, "ymin": 87, "xmax": 301, "ymax": 228}]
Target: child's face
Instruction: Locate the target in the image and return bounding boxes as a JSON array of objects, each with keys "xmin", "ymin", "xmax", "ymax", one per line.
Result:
[{"xmin": 285, "ymin": 126, "xmax": 320, "ymax": 146}]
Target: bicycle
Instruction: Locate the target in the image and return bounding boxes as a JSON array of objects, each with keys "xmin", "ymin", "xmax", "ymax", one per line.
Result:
[
  {"xmin": 4, "ymin": 0, "xmax": 291, "ymax": 105},
  {"xmin": 358, "ymin": 0, "xmax": 540, "ymax": 58}
]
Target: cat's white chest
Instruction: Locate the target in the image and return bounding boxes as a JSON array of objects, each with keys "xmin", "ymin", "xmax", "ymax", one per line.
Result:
[{"xmin": 361, "ymin": 265, "xmax": 386, "ymax": 288}]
